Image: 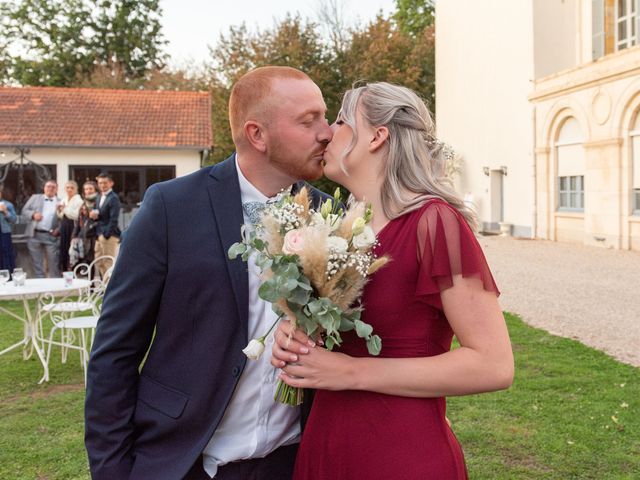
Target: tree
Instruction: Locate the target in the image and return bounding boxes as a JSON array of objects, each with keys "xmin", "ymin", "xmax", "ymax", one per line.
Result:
[
  {"xmin": 0, "ymin": 0, "xmax": 95, "ymax": 86},
  {"xmin": 89, "ymin": 0, "xmax": 167, "ymax": 82},
  {"xmin": 393, "ymin": 0, "xmax": 435, "ymax": 37},
  {"xmin": 0, "ymin": 0, "xmax": 167, "ymax": 86},
  {"xmin": 344, "ymin": 14, "xmax": 435, "ymax": 109}
]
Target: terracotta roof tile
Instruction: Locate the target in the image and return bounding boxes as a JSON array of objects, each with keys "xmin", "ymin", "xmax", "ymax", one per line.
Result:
[{"xmin": 0, "ymin": 87, "xmax": 212, "ymax": 149}]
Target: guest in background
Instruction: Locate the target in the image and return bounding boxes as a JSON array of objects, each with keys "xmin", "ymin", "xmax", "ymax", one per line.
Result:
[
  {"xmin": 70, "ymin": 203, "xmax": 97, "ymax": 267},
  {"xmin": 89, "ymin": 173, "xmax": 120, "ymax": 276},
  {"xmin": 0, "ymin": 183, "xmax": 17, "ymax": 272},
  {"xmin": 57, "ymin": 180, "xmax": 83, "ymax": 271},
  {"xmin": 82, "ymin": 181, "xmax": 98, "ymax": 211},
  {"xmin": 22, "ymin": 180, "xmax": 60, "ymax": 278}
]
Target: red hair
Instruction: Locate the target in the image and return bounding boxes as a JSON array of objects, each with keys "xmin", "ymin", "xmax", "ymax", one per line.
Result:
[{"xmin": 229, "ymin": 66, "xmax": 310, "ymax": 146}]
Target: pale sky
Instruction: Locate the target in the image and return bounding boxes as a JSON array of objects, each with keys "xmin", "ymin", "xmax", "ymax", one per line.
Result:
[{"xmin": 160, "ymin": 0, "xmax": 396, "ymax": 67}]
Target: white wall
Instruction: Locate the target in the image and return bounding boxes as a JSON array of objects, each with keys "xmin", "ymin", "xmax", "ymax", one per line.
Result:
[
  {"xmin": 436, "ymin": 0, "xmax": 535, "ymax": 235},
  {"xmin": 532, "ymin": 0, "xmax": 578, "ymax": 79},
  {"xmin": 22, "ymin": 148, "xmax": 201, "ymax": 186}
]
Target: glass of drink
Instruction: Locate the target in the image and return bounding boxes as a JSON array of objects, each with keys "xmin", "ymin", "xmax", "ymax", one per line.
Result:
[
  {"xmin": 0, "ymin": 269, "xmax": 9, "ymax": 289},
  {"xmin": 12, "ymin": 268, "xmax": 26, "ymax": 286},
  {"xmin": 63, "ymin": 271, "xmax": 74, "ymax": 287}
]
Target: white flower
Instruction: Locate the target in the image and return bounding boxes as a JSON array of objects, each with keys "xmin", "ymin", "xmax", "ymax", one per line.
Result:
[
  {"xmin": 352, "ymin": 226, "xmax": 375, "ymax": 249},
  {"xmin": 351, "ymin": 217, "xmax": 366, "ymax": 236},
  {"xmin": 282, "ymin": 229, "xmax": 305, "ymax": 255},
  {"xmin": 311, "ymin": 212, "xmax": 340, "ymax": 231},
  {"xmin": 326, "ymin": 236, "xmax": 349, "ymax": 253},
  {"xmin": 242, "ymin": 339, "xmax": 265, "ymax": 360}
]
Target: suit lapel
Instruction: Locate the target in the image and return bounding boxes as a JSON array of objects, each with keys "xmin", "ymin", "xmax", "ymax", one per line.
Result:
[{"xmin": 206, "ymin": 154, "xmax": 249, "ymax": 333}]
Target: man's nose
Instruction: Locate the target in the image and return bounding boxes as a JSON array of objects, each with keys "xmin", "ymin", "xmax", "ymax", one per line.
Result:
[{"xmin": 320, "ymin": 122, "xmax": 333, "ymax": 143}]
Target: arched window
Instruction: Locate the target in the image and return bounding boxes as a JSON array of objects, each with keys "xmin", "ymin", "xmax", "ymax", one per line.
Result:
[
  {"xmin": 631, "ymin": 111, "xmax": 640, "ymax": 213},
  {"xmin": 556, "ymin": 117, "xmax": 585, "ymax": 211}
]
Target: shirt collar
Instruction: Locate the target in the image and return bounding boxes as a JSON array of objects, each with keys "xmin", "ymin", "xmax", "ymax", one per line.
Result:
[
  {"xmin": 235, "ymin": 154, "xmax": 295, "ymax": 204},
  {"xmin": 101, "ymin": 189, "xmax": 112, "ymax": 196},
  {"xmin": 235, "ymin": 155, "xmax": 284, "ymax": 204}
]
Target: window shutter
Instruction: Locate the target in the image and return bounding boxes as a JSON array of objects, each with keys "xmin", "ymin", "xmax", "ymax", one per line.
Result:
[
  {"xmin": 593, "ymin": 0, "xmax": 606, "ymax": 59},
  {"xmin": 557, "ymin": 144, "xmax": 586, "ymax": 177},
  {"xmin": 633, "ymin": 135, "xmax": 640, "ymax": 188}
]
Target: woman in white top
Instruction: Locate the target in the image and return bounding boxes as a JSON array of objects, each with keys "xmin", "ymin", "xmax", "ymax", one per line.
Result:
[{"xmin": 57, "ymin": 180, "xmax": 83, "ymax": 271}]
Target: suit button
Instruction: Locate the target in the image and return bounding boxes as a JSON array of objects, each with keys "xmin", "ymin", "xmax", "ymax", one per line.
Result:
[{"xmin": 232, "ymin": 366, "xmax": 241, "ymax": 377}]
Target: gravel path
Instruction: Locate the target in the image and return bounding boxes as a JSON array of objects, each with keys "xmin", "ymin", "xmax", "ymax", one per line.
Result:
[{"xmin": 478, "ymin": 235, "xmax": 640, "ymax": 367}]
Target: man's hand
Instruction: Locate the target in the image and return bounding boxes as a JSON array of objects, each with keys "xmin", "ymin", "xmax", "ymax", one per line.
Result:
[
  {"xmin": 32, "ymin": 212, "xmax": 43, "ymax": 222},
  {"xmin": 89, "ymin": 209, "xmax": 100, "ymax": 220}
]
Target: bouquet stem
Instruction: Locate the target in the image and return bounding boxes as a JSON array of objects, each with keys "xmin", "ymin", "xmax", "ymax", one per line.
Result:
[{"xmin": 274, "ymin": 379, "xmax": 304, "ymax": 406}]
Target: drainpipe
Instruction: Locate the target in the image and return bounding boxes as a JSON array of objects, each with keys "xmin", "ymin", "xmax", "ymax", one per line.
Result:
[{"xmin": 200, "ymin": 148, "xmax": 210, "ymax": 168}]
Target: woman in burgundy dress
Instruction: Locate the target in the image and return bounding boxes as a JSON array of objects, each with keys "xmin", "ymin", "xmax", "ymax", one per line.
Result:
[{"xmin": 272, "ymin": 82, "xmax": 514, "ymax": 479}]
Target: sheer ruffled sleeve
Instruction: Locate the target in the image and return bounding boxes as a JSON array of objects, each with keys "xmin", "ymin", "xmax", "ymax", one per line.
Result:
[{"xmin": 415, "ymin": 200, "xmax": 499, "ymax": 310}]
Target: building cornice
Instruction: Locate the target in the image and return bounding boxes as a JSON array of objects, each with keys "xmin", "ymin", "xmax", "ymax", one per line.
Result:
[{"xmin": 529, "ymin": 47, "xmax": 640, "ymax": 102}]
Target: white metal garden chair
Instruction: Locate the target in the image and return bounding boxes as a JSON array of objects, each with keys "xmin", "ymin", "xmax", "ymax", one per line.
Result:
[
  {"xmin": 37, "ymin": 255, "xmax": 115, "ymax": 361},
  {"xmin": 41, "ymin": 265, "xmax": 114, "ymax": 384}
]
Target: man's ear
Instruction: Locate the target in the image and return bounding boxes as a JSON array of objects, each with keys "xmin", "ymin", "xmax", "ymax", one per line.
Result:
[
  {"xmin": 244, "ymin": 121, "xmax": 267, "ymax": 153},
  {"xmin": 369, "ymin": 126, "xmax": 389, "ymax": 153}
]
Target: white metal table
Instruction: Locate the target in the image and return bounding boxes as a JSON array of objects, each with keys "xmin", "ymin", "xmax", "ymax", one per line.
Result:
[{"xmin": 0, "ymin": 278, "xmax": 91, "ymax": 382}]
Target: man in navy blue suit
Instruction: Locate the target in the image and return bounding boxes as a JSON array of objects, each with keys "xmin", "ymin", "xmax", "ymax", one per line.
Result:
[
  {"xmin": 85, "ymin": 66, "xmax": 333, "ymax": 479},
  {"xmin": 90, "ymin": 172, "xmax": 121, "ymax": 276}
]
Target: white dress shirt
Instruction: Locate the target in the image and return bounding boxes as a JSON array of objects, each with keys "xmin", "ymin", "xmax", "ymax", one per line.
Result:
[
  {"xmin": 99, "ymin": 189, "xmax": 112, "ymax": 208},
  {"xmin": 36, "ymin": 196, "xmax": 58, "ymax": 231},
  {"xmin": 201, "ymin": 158, "xmax": 300, "ymax": 478}
]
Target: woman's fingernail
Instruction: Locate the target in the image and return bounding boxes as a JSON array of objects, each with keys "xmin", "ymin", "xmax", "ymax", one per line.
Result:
[
  {"xmin": 290, "ymin": 354, "xmax": 298, "ymax": 362},
  {"xmin": 307, "ymin": 340, "xmax": 316, "ymax": 348},
  {"xmin": 300, "ymin": 346, "xmax": 309, "ymax": 354}
]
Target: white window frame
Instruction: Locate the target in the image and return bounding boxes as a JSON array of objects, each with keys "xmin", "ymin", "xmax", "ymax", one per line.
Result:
[
  {"xmin": 616, "ymin": 0, "xmax": 639, "ymax": 51},
  {"xmin": 558, "ymin": 175, "xmax": 585, "ymax": 211}
]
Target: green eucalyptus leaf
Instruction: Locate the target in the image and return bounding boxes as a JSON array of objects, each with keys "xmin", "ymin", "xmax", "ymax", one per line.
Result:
[
  {"xmin": 289, "ymin": 287, "xmax": 311, "ymax": 305},
  {"xmin": 354, "ymin": 319, "xmax": 374, "ymax": 338},
  {"xmin": 339, "ymin": 317, "xmax": 355, "ymax": 331},
  {"xmin": 324, "ymin": 335, "xmax": 336, "ymax": 350},
  {"xmin": 366, "ymin": 335, "xmax": 382, "ymax": 356},
  {"xmin": 228, "ymin": 242, "xmax": 247, "ymax": 259},
  {"xmin": 259, "ymin": 280, "xmax": 280, "ymax": 303}
]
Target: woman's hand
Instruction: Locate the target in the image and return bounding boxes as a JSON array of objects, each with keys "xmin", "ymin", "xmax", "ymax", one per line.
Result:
[
  {"xmin": 271, "ymin": 319, "xmax": 316, "ymax": 368},
  {"xmin": 271, "ymin": 318, "xmax": 356, "ymax": 391},
  {"xmin": 278, "ymin": 346, "xmax": 356, "ymax": 391}
]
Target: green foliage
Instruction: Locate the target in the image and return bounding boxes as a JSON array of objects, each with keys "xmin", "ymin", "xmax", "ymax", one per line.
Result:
[
  {"xmin": 393, "ymin": 0, "xmax": 435, "ymax": 37},
  {"xmin": 0, "ymin": 0, "xmax": 167, "ymax": 86}
]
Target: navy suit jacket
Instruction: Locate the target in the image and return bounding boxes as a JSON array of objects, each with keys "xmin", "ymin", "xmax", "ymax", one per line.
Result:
[
  {"xmin": 95, "ymin": 190, "xmax": 121, "ymax": 238},
  {"xmin": 85, "ymin": 155, "xmax": 331, "ymax": 480}
]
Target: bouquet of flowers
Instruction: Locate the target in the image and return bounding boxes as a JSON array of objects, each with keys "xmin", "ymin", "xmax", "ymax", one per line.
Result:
[{"xmin": 228, "ymin": 187, "xmax": 389, "ymax": 406}]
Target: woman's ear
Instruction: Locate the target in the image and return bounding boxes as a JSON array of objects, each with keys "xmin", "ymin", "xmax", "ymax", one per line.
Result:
[
  {"xmin": 369, "ymin": 126, "xmax": 389, "ymax": 153},
  {"xmin": 244, "ymin": 121, "xmax": 267, "ymax": 153}
]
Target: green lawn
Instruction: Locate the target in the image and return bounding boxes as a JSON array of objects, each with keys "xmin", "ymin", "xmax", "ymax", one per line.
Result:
[{"xmin": 0, "ymin": 306, "xmax": 638, "ymax": 479}]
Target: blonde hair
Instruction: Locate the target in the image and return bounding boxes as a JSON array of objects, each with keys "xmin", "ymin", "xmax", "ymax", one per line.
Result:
[
  {"xmin": 338, "ymin": 82, "xmax": 477, "ymax": 229},
  {"xmin": 229, "ymin": 66, "xmax": 311, "ymax": 146},
  {"xmin": 65, "ymin": 180, "xmax": 78, "ymax": 192}
]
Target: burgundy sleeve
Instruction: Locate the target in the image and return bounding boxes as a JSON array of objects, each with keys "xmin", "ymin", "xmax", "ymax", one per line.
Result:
[{"xmin": 415, "ymin": 201, "xmax": 499, "ymax": 310}]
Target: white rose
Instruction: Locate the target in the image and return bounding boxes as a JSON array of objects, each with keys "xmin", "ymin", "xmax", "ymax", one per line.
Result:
[
  {"xmin": 352, "ymin": 226, "xmax": 376, "ymax": 249},
  {"xmin": 326, "ymin": 236, "xmax": 349, "ymax": 253},
  {"xmin": 282, "ymin": 229, "xmax": 305, "ymax": 255},
  {"xmin": 242, "ymin": 339, "xmax": 265, "ymax": 360}
]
